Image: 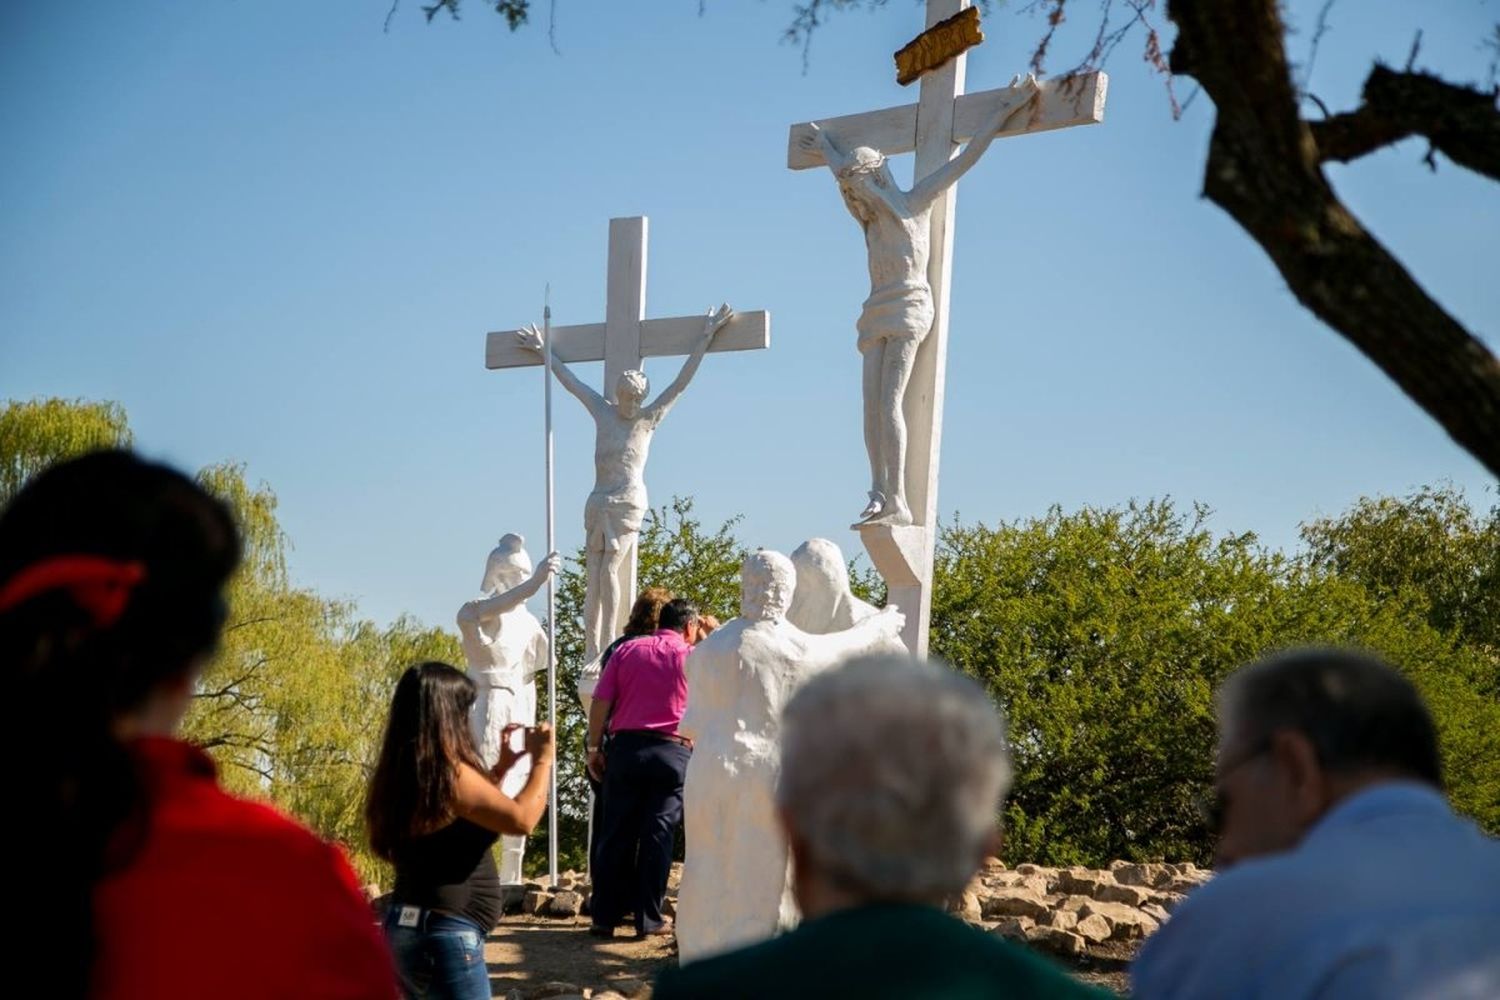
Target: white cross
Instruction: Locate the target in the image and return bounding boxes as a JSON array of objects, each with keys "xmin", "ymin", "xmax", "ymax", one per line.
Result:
[
  {"xmin": 485, "ymin": 215, "xmax": 770, "ymax": 657},
  {"xmin": 486, "ymin": 216, "xmax": 770, "ymax": 396},
  {"xmin": 787, "ymin": 0, "xmax": 1106, "ymax": 654}
]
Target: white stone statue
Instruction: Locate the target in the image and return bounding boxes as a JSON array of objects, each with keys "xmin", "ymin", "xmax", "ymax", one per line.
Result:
[
  {"xmin": 787, "ymin": 537, "xmax": 903, "ymax": 644},
  {"xmin": 457, "ymin": 534, "xmax": 559, "ymax": 884},
  {"xmin": 518, "ymin": 305, "xmax": 734, "ymax": 658},
  {"xmin": 676, "ymin": 550, "xmax": 905, "ymax": 963},
  {"xmin": 796, "ymin": 75, "xmax": 1039, "ymax": 527}
]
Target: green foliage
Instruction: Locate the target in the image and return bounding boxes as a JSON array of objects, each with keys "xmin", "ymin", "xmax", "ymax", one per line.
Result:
[
  {"xmin": 5, "ymin": 398, "xmax": 1494, "ymax": 876},
  {"xmin": 932, "ymin": 494, "xmax": 1500, "ymax": 865},
  {"xmin": 528, "ymin": 496, "xmax": 747, "ymax": 876},
  {"xmin": 0, "ymin": 397, "xmax": 131, "ymax": 505},
  {"xmin": 181, "ymin": 465, "xmax": 464, "ymax": 882}
]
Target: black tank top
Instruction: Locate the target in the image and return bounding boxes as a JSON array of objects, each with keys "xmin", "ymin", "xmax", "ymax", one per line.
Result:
[{"xmin": 391, "ymin": 818, "xmax": 503, "ymax": 931}]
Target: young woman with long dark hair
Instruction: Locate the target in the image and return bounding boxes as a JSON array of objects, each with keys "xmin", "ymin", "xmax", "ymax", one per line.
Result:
[
  {"xmin": 1, "ymin": 450, "xmax": 395, "ymax": 999},
  {"xmin": 366, "ymin": 661, "xmax": 554, "ymax": 999}
]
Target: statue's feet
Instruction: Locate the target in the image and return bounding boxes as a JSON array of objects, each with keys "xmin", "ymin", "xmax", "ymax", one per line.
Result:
[
  {"xmin": 855, "ymin": 494, "xmax": 914, "ymax": 528},
  {"xmin": 858, "ymin": 491, "xmax": 886, "ymax": 522}
]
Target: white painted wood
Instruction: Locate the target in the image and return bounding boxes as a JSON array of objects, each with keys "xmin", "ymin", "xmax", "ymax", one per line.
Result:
[
  {"xmin": 785, "ymin": 71, "xmax": 1107, "ymax": 170},
  {"xmin": 789, "ymin": 1, "xmax": 1107, "ymax": 656},
  {"xmin": 483, "ymin": 216, "xmax": 770, "ymax": 662},
  {"xmin": 603, "ymin": 216, "xmax": 647, "ymax": 404},
  {"xmin": 485, "ymin": 311, "xmax": 770, "ymax": 370}
]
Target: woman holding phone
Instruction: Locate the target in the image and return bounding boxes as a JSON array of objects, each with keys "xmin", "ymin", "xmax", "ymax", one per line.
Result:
[{"xmin": 366, "ymin": 661, "xmax": 555, "ymax": 999}]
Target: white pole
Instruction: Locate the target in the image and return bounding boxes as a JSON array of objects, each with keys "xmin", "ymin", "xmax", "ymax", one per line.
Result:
[{"xmin": 543, "ymin": 286, "xmax": 559, "ymax": 888}]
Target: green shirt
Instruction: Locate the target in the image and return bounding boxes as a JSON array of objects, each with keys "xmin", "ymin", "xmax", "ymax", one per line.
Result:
[{"xmin": 654, "ymin": 902, "xmax": 1113, "ymax": 999}]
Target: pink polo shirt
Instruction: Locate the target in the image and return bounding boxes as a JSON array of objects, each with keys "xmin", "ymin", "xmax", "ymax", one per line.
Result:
[{"xmin": 595, "ymin": 628, "xmax": 690, "ymax": 735}]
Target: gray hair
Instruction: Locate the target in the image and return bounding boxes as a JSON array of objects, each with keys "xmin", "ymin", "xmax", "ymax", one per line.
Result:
[
  {"xmin": 1218, "ymin": 647, "xmax": 1442, "ymax": 786},
  {"xmin": 776, "ymin": 653, "xmax": 1011, "ymax": 901}
]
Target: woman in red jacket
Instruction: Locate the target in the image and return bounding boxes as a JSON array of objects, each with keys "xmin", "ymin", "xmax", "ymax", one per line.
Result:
[{"xmin": 0, "ymin": 451, "xmax": 396, "ymax": 1000}]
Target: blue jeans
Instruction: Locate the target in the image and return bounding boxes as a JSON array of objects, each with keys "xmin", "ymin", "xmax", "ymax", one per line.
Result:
[{"xmin": 383, "ymin": 909, "xmax": 490, "ymax": 1000}]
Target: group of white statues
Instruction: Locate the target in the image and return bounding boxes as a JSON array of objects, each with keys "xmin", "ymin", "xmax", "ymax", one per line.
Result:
[{"xmin": 458, "ymin": 73, "xmax": 1046, "ymax": 953}]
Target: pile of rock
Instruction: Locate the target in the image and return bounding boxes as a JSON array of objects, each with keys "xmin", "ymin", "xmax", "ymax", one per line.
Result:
[
  {"xmin": 952, "ymin": 859, "xmax": 1211, "ymax": 959},
  {"xmin": 516, "ymin": 863, "xmax": 684, "ymax": 922}
]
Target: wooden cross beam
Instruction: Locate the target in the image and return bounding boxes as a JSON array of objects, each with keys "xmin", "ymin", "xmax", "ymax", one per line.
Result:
[
  {"xmin": 486, "ymin": 217, "xmax": 770, "ymax": 399},
  {"xmin": 786, "ymin": 0, "xmax": 1106, "ymax": 655}
]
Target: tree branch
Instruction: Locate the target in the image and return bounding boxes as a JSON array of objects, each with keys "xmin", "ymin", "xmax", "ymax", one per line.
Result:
[
  {"xmin": 1309, "ymin": 65, "xmax": 1500, "ymax": 180},
  {"xmin": 1168, "ymin": 0, "xmax": 1500, "ymax": 478}
]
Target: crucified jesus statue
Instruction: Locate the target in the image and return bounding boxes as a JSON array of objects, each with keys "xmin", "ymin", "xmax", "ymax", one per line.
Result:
[
  {"xmin": 797, "ymin": 74, "xmax": 1040, "ymax": 526},
  {"xmin": 517, "ymin": 304, "xmax": 734, "ymax": 657}
]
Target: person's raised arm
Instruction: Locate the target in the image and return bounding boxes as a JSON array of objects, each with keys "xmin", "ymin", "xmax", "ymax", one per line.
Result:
[
  {"xmin": 909, "ymin": 75, "xmax": 1040, "ymax": 212},
  {"xmin": 453, "ymin": 724, "xmax": 555, "ymax": 836},
  {"xmin": 457, "ymin": 552, "xmax": 560, "ymax": 629},
  {"xmin": 645, "ymin": 305, "xmax": 733, "ymax": 421},
  {"xmin": 516, "ymin": 324, "xmax": 607, "ymax": 419}
]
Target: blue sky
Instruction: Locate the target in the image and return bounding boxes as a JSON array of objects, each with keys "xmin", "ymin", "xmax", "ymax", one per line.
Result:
[{"xmin": 2, "ymin": 0, "xmax": 1495, "ymax": 629}]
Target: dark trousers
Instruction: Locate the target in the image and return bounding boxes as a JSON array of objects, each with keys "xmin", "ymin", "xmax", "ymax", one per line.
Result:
[{"xmin": 591, "ymin": 731, "xmax": 690, "ymax": 933}]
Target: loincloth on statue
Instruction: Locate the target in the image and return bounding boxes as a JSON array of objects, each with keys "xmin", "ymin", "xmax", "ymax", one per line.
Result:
[
  {"xmin": 856, "ymin": 280, "xmax": 935, "ymax": 353},
  {"xmin": 585, "ymin": 487, "xmax": 647, "ymax": 547}
]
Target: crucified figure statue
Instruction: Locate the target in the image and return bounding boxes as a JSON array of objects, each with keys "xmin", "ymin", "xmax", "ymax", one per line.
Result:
[
  {"xmin": 517, "ymin": 304, "xmax": 734, "ymax": 657},
  {"xmin": 798, "ymin": 74, "xmax": 1040, "ymax": 526}
]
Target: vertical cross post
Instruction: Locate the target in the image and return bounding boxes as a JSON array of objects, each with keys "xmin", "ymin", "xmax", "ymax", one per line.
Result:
[
  {"xmin": 891, "ymin": 0, "xmax": 968, "ymax": 656},
  {"xmin": 603, "ymin": 217, "xmax": 647, "ymax": 403}
]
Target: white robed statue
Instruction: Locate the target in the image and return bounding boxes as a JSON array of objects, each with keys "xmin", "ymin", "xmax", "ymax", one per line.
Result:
[
  {"xmin": 676, "ymin": 550, "xmax": 904, "ymax": 962},
  {"xmin": 457, "ymin": 534, "xmax": 559, "ymax": 884}
]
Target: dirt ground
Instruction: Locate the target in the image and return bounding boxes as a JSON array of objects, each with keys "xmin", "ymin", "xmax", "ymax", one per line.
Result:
[{"xmin": 481, "ymin": 915, "xmax": 1131, "ymax": 997}]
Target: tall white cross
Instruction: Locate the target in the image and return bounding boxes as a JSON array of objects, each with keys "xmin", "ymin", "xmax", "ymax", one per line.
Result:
[
  {"xmin": 486, "ymin": 215, "xmax": 770, "ymax": 655},
  {"xmin": 787, "ymin": 0, "xmax": 1106, "ymax": 655}
]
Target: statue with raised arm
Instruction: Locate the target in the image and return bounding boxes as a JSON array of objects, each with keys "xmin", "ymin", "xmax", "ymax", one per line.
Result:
[
  {"xmin": 458, "ymin": 533, "xmax": 560, "ymax": 884},
  {"xmin": 518, "ymin": 305, "xmax": 734, "ymax": 658},
  {"xmin": 796, "ymin": 75, "xmax": 1040, "ymax": 527},
  {"xmin": 675, "ymin": 550, "xmax": 905, "ymax": 962}
]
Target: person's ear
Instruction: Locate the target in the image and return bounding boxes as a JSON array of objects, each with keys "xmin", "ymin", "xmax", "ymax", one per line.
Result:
[{"xmin": 1270, "ymin": 729, "xmax": 1329, "ymax": 826}]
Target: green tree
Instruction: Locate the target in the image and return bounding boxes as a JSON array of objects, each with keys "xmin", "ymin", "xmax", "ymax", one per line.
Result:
[
  {"xmin": 931, "ymin": 495, "xmax": 1499, "ymax": 866},
  {"xmin": 185, "ymin": 464, "xmax": 462, "ymax": 881},
  {"xmin": 0, "ymin": 397, "xmax": 131, "ymax": 505}
]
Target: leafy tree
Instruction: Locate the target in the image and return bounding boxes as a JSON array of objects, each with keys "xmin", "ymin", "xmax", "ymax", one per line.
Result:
[
  {"xmin": 0, "ymin": 397, "xmax": 131, "ymax": 505},
  {"xmin": 932, "ymin": 495, "xmax": 1499, "ymax": 865},
  {"xmin": 6, "ymin": 398, "xmax": 1494, "ymax": 876}
]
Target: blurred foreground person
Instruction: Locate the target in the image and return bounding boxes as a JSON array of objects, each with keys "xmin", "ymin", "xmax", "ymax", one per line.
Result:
[
  {"xmin": 367, "ymin": 662, "xmax": 554, "ymax": 999},
  {"xmin": 1133, "ymin": 648, "xmax": 1500, "ymax": 999},
  {"xmin": 657, "ymin": 652, "xmax": 1108, "ymax": 999},
  {"xmin": 1, "ymin": 451, "xmax": 395, "ymax": 999}
]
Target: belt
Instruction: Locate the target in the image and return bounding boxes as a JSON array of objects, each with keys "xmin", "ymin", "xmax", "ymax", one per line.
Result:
[{"xmin": 610, "ymin": 729, "xmax": 693, "ymax": 749}]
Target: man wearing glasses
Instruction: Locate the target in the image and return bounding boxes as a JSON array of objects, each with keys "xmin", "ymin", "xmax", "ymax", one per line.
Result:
[{"xmin": 1132, "ymin": 648, "xmax": 1499, "ymax": 998}]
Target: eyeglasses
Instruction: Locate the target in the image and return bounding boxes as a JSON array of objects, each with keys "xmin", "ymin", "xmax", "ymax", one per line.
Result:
[{"xmin": 1197, "ymin": 737, "xmax": 1272, "ymax": 836}]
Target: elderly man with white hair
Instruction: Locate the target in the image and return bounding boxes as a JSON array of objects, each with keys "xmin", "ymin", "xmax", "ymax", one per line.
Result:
[{"xmin": 658, "ymin": 653, "xmax": 1108, "ymax": 999}]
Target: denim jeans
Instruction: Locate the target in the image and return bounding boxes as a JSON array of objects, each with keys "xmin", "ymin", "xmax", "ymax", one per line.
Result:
[{"xmin": 383, "ymin": 909, "xmax": 491, "ymax": 1000}]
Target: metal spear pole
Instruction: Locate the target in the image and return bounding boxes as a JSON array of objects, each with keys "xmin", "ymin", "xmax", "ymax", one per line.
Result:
[{"xmin": 543, "ymin": 286, "xmax": 559, "ymax": 888}]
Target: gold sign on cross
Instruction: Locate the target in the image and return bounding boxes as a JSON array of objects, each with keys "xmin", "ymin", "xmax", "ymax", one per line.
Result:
[{"xmin": 894, "ymin": 6, "xmax": 984, "ymax": 86}]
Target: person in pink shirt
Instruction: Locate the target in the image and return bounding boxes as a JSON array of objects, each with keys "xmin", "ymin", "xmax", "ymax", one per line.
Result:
[{"xmin": 585, "ymin": 598, "xmax": 702, "ymax": 939}]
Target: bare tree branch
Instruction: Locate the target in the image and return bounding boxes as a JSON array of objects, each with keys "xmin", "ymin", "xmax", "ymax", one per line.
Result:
[
  {"xmin": 1310, "ymin": 65, "xmax": 1500, "ymax": 180},
  {"xmin": 1298, "ymin": 0, "xmax": 1336, "ymax": 93},
  {"xmin": 1168, "ymin": 0, "xmax": 1500, "ymax": 478}
]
